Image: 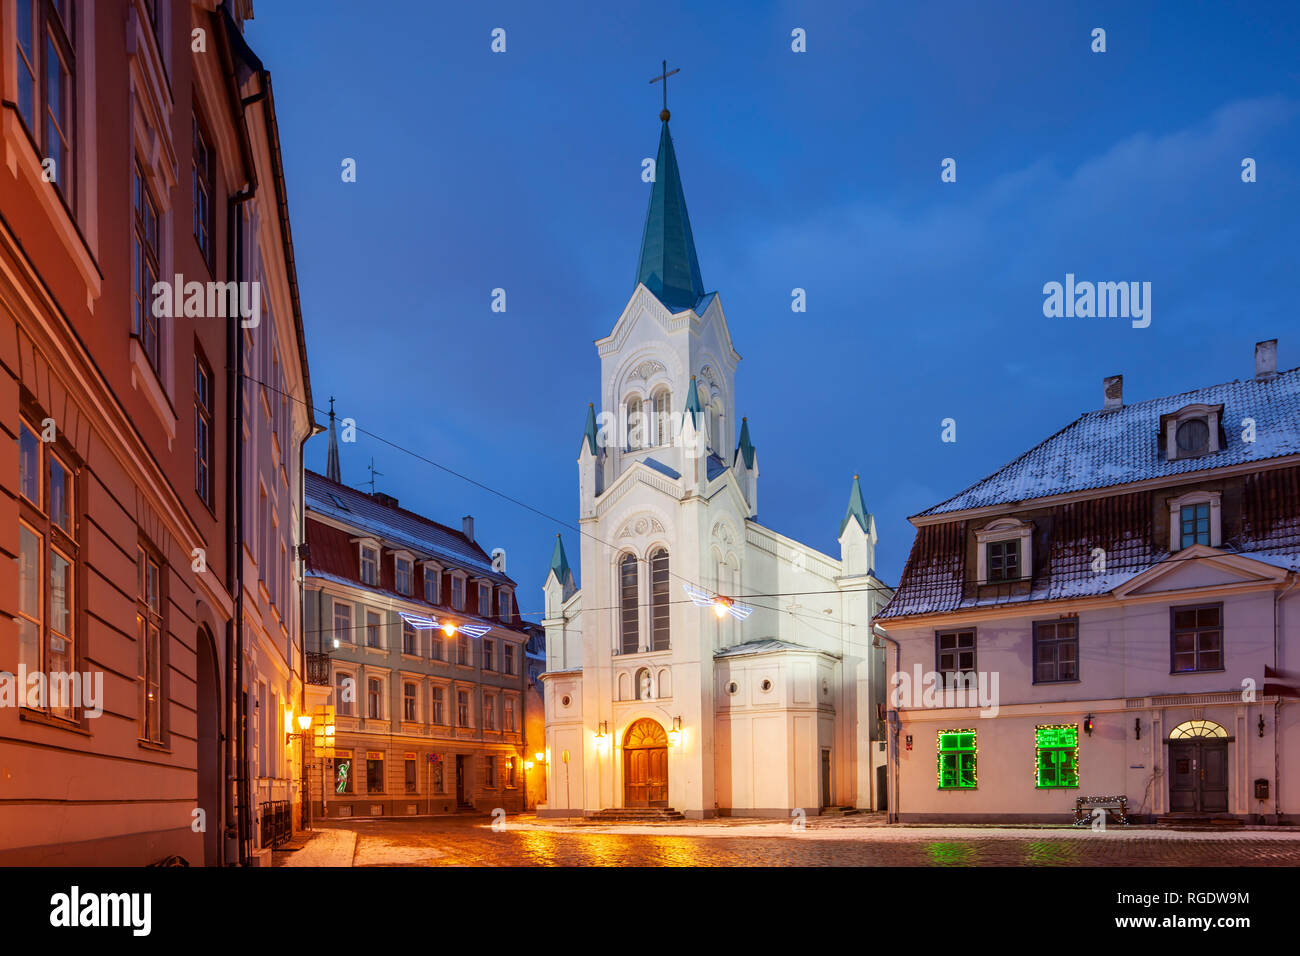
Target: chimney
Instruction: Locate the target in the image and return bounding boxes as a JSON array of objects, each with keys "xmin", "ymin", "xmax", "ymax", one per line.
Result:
[
  {"xmin": 372, "ymin": 492, "xmax": 399, "ymax": 509},
  {"xmin": 1255, "ymin": 339, "xmax": 1277, "ymax": 381},
  {"xmin": 462, "ymin": 515, "xmax": 475, "ymax": 542},
  {"xmin": 1103, "ymin": 374, "xmax": 1123, "ymax": 411}
]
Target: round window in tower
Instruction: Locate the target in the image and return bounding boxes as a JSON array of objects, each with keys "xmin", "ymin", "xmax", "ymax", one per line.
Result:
[
  {"xmin": 561, "ymin": 694, "xmax": 571, "ymax": 708},
  {"xmin": 726, "ymin": 681, "xmax": 739, "ymax": 695},
  {"xmin": 760, "ymin": 679, "xmax": 773, "ymax": 692}
]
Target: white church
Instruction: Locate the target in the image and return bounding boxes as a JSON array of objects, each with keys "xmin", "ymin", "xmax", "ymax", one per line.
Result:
[{"xmin": 538, "ymin": 103, "xmax": 892, "ymax": 819}]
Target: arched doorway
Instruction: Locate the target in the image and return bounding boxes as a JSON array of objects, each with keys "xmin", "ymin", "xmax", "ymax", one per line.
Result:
[
  {"xmin": 196, "ymin": 626, "xmax": 222, "ymax": 865},
  {"xmin": 623, "ymin": 718, "xmax": 668, "ymax": 808},
  {"xmin": 1168, "ymin": 720, "xmax": 1229, "ymax": 814}
]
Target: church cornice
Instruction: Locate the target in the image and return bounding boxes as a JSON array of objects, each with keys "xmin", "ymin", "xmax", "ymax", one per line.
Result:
[{"xmin": 594, "ymin": 460, "xmax": 684, "ymax": 519}]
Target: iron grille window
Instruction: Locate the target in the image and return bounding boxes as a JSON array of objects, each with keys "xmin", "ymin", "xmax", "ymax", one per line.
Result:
[
  {"xmin": 1033, "ymin": 619, "xmax": 1079, "ymax": 683},
  {"xmin": 620, "ymin": 553, "xmax": 639, "ymax": 654},
  {"xmin": 1180, "ymin": 503, "xmax": 1210, "ymax": 548},
  {"xmin": 935, "ymin": 630, "xmax": 976, "ymax": 683},
  {"xmin": 650, "ymin": 548, "xmax": 671, "ymax": 651},
  {"xmin": 1171, "ymin": 604, "xmax": 1223, "ymax": 672},
  {"xmin": 987, "ymin": 539, "xmax": 1020, "ymax": 582}
]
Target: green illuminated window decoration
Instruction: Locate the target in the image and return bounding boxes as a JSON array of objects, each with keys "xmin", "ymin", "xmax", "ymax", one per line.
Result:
[
  {"xmin": 1035, "ymin": 724, "xmax": 1079, "ymax": 788},
  {"xmin": 937, "ymin": 729, "xmax": 977, "ymax": 789}
]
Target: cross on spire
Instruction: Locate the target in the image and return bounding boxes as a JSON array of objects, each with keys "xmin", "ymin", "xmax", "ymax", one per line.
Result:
[{"xmin": 649, "ymin": 59, "xmax": 680, "ymax": 120}]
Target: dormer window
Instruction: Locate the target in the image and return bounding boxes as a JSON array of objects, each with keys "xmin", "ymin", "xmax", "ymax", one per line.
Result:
[
  {"xmin": 478, "ymin": 582, "xmax": 492, "ymax": 616},
  {"xmin": 1161, "ymin": 404, "xmax": 1223, "ymax": 461},
  {"xmin": 1169, "ymin": 491, "xmax": 1221, "ymax": 550},
  {"xmin": 394, "ymin": 555, "xmax": 413, "ymax": 595},
  {"xmin": 451, "ymin": 574, "xmax": 465, "ymax": 611},
  {"xmin": 975, "ymin": 517, "xmax": 1033, "ymax": 585},
  {"xmin": 498, "ymin": 588, "xmax": 511, "ymax": 622},
  {"xmin": 359, "ymin": 544, "xmax": 379, "ymax": 586},
  {"xmin": 424, "ymin": 564, "xmax": 441, "ymax": 604}
]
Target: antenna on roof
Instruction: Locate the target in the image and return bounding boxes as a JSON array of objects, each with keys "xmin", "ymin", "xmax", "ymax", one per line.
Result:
[{"xmin": 366, "ymin": 457, "xmax": 383, "ymax": 495}]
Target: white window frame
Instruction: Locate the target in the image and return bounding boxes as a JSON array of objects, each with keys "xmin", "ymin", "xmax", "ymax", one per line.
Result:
[
  {"xmin": 1162, "ymin": 404, "xmax": 1223, "ymax": 462},
  {"xmin": 365, "ymin": 609, "xmax": 383, "ymax": 649},
  {"xmin": 975, "ymin": 517, "xmax": 1033, "ymax": 585},
  {"xmin": 354, "ymin": 537, "xmax": 381, "ymax": 586},
  {"xmin": 478, "ymin": 581, "xmax": 492, "ymax": 616},
  {"xmin": 423, "ymin": 562, "xmax": 442, "ymax": 604},
  {"xmin": 1169, "ymin": 491, "xmax": 1222, "ymax": 550},
  {"xmin": 393, "ymin": 551, "xmax": 414, "ymax": 595},
  {"xmin": 334, "ymin": 667, "xmax": 357, "ymax": 718},
  {"xmin": 498, "ymin": 587, "xmax": 511, "ymax": 621},
  {"xmin": 450, "ymin": 572, "xmax": 466, "ymax": 610},
  {"xmin": 332, "ymin": 599, "xmax": 353, "ymax": 646}
]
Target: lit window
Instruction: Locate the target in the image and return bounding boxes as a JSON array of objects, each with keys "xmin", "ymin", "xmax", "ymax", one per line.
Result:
[
  {"xmin": 937, "ymin": 730, "xmax": 976, "ymax": 790},
  {"xmin": 1035, "ymin": 725, "xmax": 1079, "ymax": 788}
]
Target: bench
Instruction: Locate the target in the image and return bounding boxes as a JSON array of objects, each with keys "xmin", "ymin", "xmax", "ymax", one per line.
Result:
[{"xmin": 1073, "ymin": 795, "xmax": 1129, "ymax": 827}]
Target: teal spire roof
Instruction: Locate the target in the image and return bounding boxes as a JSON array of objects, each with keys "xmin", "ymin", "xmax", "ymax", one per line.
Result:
[
  {"xmin": 839, "ymin": 474, "xmax": 872, "ymax": 536},
  {"xmin": 635, "ymin": 121, "xmax": 705, "ymax": 312},
  {"xmin": 581, "ymin": 403, "xmax": 599, "ymax": 455},
  {"xmin": 683, "ymin": 375, "xmax": 703, "ymax": 424},
  {"xmin": 734, "ymin": 417, "xmax": 756, "ymax": 469},
  {"xmin": 549, "ymin": 534, "xmax": 573, "ymax": 588}
]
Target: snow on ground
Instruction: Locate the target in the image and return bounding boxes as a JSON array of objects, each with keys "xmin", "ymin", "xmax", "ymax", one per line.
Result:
[
  {"xmin": 280, "ymin": 828, "xmax": 357, "ymax": 867},
  {"xmin": 352, "ymin": 838, "xmax": 446, "ymax": 866}
]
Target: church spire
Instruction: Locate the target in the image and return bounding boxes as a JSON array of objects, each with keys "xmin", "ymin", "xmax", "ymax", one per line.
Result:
[
  {"xmin": 548, "ymin": 533, "xmax": 575, "ymax": 595},
  {"xmin": 635, "ymin": 111, "xmax": 705, "ymax": 313},
  {"xmin": 839, "ymin": 474, "xmax": 872, "ymax": 535},
  {"xmin": 581, "ymin": 402, "xmax": 599, "ymax": 455},
  {"xmin": 734, "ymin": 417, "xmax": 756, "ymax": 469},
  {"xmin": 325, "ymin": 396, "xmax": 342, "ymax": 483}
]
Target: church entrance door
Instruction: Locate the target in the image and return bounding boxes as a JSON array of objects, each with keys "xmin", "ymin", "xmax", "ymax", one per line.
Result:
[{"xmin": 623, "ymin": 718, "xmax": 669, "ymax": 807}]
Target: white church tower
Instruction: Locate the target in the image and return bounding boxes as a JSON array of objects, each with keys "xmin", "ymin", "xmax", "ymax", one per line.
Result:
[{"xmin": 540, "ymin": 98, "xmax": 892, "ymax": 819}]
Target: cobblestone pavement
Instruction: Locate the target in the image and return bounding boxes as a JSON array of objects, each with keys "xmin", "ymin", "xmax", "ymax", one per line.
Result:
[{"xmin": 312, "ymin": 815, "xmax": 1300, "ymax": 867}]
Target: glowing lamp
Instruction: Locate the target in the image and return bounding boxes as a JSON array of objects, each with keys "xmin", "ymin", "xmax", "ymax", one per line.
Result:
[
  {"xmin": 442, "ymin": 622, "xmax": 457, "ymax": 637},
  {"xmin": 524, "ymin": 760, "xmax": 534, "ymax": 771},
  {"xmin": 534, "ymin": 752, "xmax": 545, "ymax": 763},
  {"xmin": 668, "ymin": 715, "xmax": 682, "ymax": 747},
  {"xmin": 713, "ymin": 598, "xmax": 730, "ymax": 619},
  {"xmin": 297, "ymin": 713, "xmax": 313, "ymax": 731}
]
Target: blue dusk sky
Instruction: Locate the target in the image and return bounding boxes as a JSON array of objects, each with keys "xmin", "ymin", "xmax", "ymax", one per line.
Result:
[{"xmin": 248, "ymin": 1, "xmax": 1299, "ymax": 620}]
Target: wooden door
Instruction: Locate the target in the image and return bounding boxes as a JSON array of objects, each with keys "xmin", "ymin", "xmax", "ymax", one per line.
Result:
[
  {"xmin": 1169, "ymin": 742, "xmax": 1198, "ymax": 812},
  {"xmin": 623, "ymin": 719, "xmax": 669, "ymax": 807},
  {"xmin": 1170, "ymin": 740, "xmax": 1230, "ymax": 813},
  {"xmin": 1200, "ymin": 741, "xmax": 1229, "ymax": 813}
]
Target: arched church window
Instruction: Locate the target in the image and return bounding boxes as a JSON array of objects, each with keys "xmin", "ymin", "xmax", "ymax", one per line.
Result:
[
  {"xmin": 619, "ymin": 553, "xmax": 639, "ymax": 654},
  {"xmin": 652, "ymin": 390, "xmax": 671, "ymax": 445},
  {"xmin": 626, "ymin": 397, "xmax": 645, "ymax": 450},
  {"xmin": 650, "ymin": 548, "xmax": 670, "ymax": 651}
]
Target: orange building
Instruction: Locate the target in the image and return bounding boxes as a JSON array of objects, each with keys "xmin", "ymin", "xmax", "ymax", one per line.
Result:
[{"xmin": 0, "ymin": 0, "xmax": 312, "ymax": 865}]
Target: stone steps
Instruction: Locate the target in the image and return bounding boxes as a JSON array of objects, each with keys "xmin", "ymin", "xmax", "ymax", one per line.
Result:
[{"xmin": 586, "ymin": 807, "xmax": 685, "ymax": 822}]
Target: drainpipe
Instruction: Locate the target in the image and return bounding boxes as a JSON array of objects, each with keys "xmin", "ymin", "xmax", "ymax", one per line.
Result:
[
  {"xmin": 1274, "ymin": 573, "xmax": 1297, "ymax": 824},
  {"xmin": 872, "ymin": 622, "xmax": 901, "ymax": 824}
]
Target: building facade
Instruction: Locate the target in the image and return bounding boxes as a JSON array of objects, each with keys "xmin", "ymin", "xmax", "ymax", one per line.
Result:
[
  {"xmin": 303, "ymin": 465, "xmax": 531, "ymax": 818},
  {"xmin": 877, "ymin": 341, "xmax": 1299, "ymax": 823},
  {"xmin": 539, "ymin": 110, "xmax": 891, "ymax": 820},
  {"xmin": 0, "ymin": 0, "xmax": 312, "ymax": 865}
]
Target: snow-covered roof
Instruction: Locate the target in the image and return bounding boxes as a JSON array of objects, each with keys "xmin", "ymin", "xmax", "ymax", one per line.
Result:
[
  {"xmin": 304, "ymin": 470, "xmax": 508, "ymax": 582},
  {"xmin": 917, "ymin": 367, "xmax": 1300, "ymax": 518}
]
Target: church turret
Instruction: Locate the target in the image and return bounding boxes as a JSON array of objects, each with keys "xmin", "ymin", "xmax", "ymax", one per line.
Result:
[
  {"xmin": 680, "ymin": 376, "xmax": 707, "ymax": 490},
  {"xmin": 837, "ymin": 474, "xmax": 877, "ymax": 576},
  {"xmin": 578, "ymin": 403, "xmax": 602, "ymax": 516},
  {"xmin": 543, "ymin": 533, "xmax": 576, "ymax": 620},
  {"xmin": 635, "ymin": 114, "xmax": 705, "ymax": 313},
  {"xmin": 733, "ymin": 416, "xmax": 758, "ymax": 515}
]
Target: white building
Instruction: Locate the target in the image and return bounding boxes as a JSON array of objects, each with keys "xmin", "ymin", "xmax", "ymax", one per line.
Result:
[
  {"xmin": 539, "ymin": 109, "xmax": 891, "ymax": 819},
  {"xmin": 877, "ymin": 341, "xmax": 1300, "ymax": 823}
]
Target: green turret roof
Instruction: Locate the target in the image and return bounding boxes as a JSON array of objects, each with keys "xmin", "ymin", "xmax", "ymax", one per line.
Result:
[
  {"xmin": 683, "ymin": 375, "xmax": 703, "ymax": 425},
  {"xmin": 635, "ymin": 121, "xmax": 705, "ymax": 312},
  {"xmin": 734, "ymin": 417, "xmax": 755, "ymax": 469},
  {"xmin": 839, "ymin": 474, "xmax": 872, "ymax": 536},
  {"xmin": 549, "ymin": 534, "xmax": 573, "ymax": 587},
  {"xmin": 581, "ymin": 403, "xmax": 599, "ymax": 455}
]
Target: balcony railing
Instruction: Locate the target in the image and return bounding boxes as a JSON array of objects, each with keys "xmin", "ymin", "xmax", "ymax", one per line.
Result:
[{"xmin": 306, "ymin": 651, "xmax": 332, "ymax": 685}]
